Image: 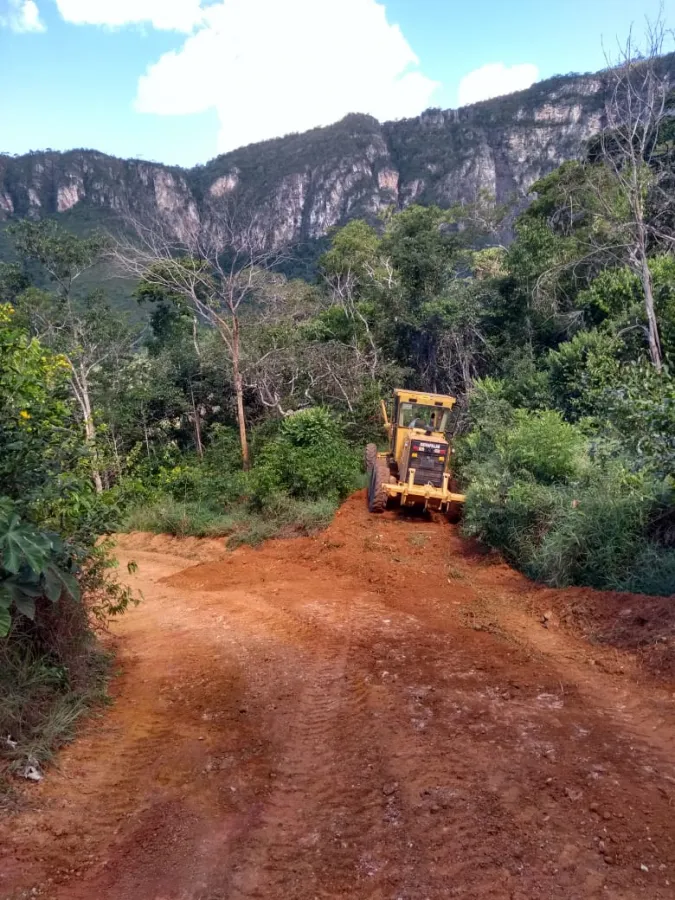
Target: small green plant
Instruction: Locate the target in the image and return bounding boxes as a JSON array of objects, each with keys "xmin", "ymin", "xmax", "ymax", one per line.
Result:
[
  {"xmin": 0, "ymin": 635, "xmax": 110, "ymax": 786},
  {"xmin": 251, "ymin": 408, "xmax": 361, "ymax": 506},
  {"xmin": 496, "ymin": 409, "xmax": 585, "ymax": 484}
]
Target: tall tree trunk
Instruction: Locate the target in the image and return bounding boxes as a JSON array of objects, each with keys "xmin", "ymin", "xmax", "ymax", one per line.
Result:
[
  {"xmin": 141, "ymin": 407, "xmax": 151, "ymax": 458},
  {"xmin": 82, "ymin": 402, "xmax": 103, "ymax": 494},
  {"xmin": 638, "ymin": 243, "xmax": 663, "ymax": 372},
  {"xmin": 190, "ymin": 385, "xmax": 204, "ymax": 459},
  {"xmin": 73, "ymin": 364, "xmax": 103, "ymax": 494},
  {"xmin": 109, "ymin": 426, "xmax": 122, "ymax": 480},
  {"xmin": 231, "ymin": 317, "xmax": 250, "ymax": 470}
]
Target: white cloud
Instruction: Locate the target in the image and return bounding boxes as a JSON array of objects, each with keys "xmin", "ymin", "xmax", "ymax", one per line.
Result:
[
  {"xmin": 458, "ymin": 62, "xmax": 539, "ymax": 107},
  {"xmin": 54, "ymin": 0, "xmax": 204, "ymax": 32},
  {"xmin": 1, "ymin": 0, "xmax": 45, "ymax": 32},
  {"xmin": 134, "ymin": 0, "xmax": 439, "ymax": 153}
]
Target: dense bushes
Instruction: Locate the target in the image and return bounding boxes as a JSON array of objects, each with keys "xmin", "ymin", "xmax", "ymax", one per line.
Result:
[
  {"xmin": 460, "ymin": 381, "xmax": 675, "ymax": 595},
  {"xmin": 123, "ymin": 409, "xmax": 362, "ymax": 545},
  {"xmin": 0, "ymin": 308, "xmax": 132, "ymax": 787},
  {"xmin": 251, "ymin": 408, "xmax": 361, "ymax": 505}
]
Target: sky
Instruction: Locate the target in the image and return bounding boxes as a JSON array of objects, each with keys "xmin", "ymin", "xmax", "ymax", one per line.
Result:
[{"xmin": 1, "ymin": 0, "xmax": 673, "ymax": 168}]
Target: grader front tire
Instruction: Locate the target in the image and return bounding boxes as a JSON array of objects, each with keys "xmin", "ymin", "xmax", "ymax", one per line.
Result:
[
  {"xmin": 365, "ymin": 443, "xmax": 378, "ymax": 475},
  {"xmin": 368, "ymin": 460, "xmax": 389, "ymax": 513}
]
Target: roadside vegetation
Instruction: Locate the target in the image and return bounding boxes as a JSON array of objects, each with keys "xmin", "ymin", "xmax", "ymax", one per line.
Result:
[
  {"xmin": 0, "ymin": 305, "xmax": 134, "ymax": 794},
  {"xmin": 0, "ymin": 28, "xmax": 673, "ymax": 784}
]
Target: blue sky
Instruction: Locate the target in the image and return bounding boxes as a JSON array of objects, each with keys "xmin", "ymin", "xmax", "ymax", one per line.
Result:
[{"xmin": 1, "ymin": 0, "xmax": 672, "ymax": 168}]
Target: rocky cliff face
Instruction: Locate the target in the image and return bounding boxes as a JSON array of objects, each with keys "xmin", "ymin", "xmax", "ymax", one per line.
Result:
[{"xmin": 0, "ymin": 65, "xmax": 660, "ymax": 250}]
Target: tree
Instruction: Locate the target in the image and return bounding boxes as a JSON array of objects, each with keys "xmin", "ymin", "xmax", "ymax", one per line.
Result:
[
  {"xmin": 105, "ymin": 316, "xmax": 232, "ymax": 467},
  {"xmin": 115, "ymin": 208, "xmax": 284, "ymax": 469},
  {"xmin": 418, "ymin": 278, "xmax": 494, "ymax": 397},
  {"xmin": 9, "ymin": 219, "xmax": 106, "ymax": 299},
  {"xmin": 9, "ymin": 221, "xmax": 138, "ymax": 493},
  {"xmin": 0, "ymin": 304, "xmax": 75, "ymax": 517},
  {"xmin": 593, "ymin": 22, "xmax": 675, "ymax": 371},
  {"xmin": 0, "ymin": 262, "xmax": 29, "ymax": 303},
  {"xmin": 533, "ymin": 26, "xmax": 675, "ymax": 370},
  {"xmin": 385, "ymin": 205, "xmax": 497, "ymax": 391}
]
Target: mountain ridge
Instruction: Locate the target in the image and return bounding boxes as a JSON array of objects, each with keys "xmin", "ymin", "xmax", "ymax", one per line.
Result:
[{"xmin": 2, "ymin": 60, "xmax": 671, "ymax": 253}]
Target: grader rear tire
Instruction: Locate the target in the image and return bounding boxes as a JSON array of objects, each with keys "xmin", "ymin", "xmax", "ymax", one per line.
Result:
[
  {"xmin": 365, "ymin": 443, "xmax": 378, "ymax": 474},
  {"xmin": 368, "ymin": 460, "xmax": 389, "ymax": 513}
]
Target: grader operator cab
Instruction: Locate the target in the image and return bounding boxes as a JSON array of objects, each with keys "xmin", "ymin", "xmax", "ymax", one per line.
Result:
[{"xmin": 365, "ymin": 389, "xmax": 466, "ymax": 517}]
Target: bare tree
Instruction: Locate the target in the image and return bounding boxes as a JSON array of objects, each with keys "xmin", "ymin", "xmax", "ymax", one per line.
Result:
[
  {"xmin": 242, "ymin": 278, "xmax": 394, "ymax": 416},
  {"xmin": 530, "ymin": 22, "xmax": 675, "ymax": 369},
  {"xmin": 113, "ymin": 207, "xmax": 284, "ymax": 469},
  {"xmin": 598, "ymin": 20, "xmax": 674, "ymax": 370}
]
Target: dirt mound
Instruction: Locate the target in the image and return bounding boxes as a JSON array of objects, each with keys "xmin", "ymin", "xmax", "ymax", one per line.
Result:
[
  {"xmin": 2, "ymin": 492, "xmax": 675, "ymax": 900},
  {"xmin": 164, "ymin": 492, "xmax": 675, "ymax": 679}
]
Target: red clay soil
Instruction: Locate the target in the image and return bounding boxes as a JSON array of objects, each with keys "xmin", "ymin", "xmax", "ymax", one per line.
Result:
[{"xmin": 2, "ymin": 491, "xmax": 675, "ymax": 900}]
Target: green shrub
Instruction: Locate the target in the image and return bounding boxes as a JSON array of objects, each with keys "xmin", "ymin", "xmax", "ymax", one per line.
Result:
[
  {"xmin": 251, "ymin": 408, "xmax": 361, "ymax": 506},
  {"xmin": 604, "ymin": 365, "xmax": 675, "ymax": 482},
  {"xmin": 226, "ymin": 497, "xmax": 338, "ymax": 548},
  {"xmin": 116, "ymin": 425, "xmax": 250, "ymax": 515},
  {"xmin": 461, "ymin": 395, "xmax": 585, "ymax": 484},
  {"xmin": 622, "ymin": 543, "xmax": 675, "ymax": 595},
  {"xmin": 496, "ymin": 409, "xmax": 585, "ymax": 483},
  {"xmin": 464, "ymin": 462, "xmax": 675, "ymax": 596},
  {"xmin": 463, "ymin": 477, "xmax": 562, "ymax": 567},
  {"xmin": 121, "ymin": 412, "xmax": 353, "ymax": 546},
  {"xmin": 460, "ymin": 383, "xmax": 674, "ymax": 596},
  {"xmin": 0, "ymin": 633, "xmax": 109, "ymax": 778},
  {"xmin": 546, "ymin": 330, "xmax": 622, "ymax": 421},
  {"xmin": 527, "ymin": 473, "xmax": 661, "ymax": 589},
  {"xmin": 454, "ymin": 377, "xmax": 515, "ymax": 473}
]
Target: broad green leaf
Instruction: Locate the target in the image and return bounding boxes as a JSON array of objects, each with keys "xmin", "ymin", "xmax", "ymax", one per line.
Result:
[
  {"xmin": 0, "ymin": 515, "xmax": 52, "ymax": 575},
  {"xmin": 43, "ymin": 564, "xmax": 80, "ymax": 603},
  {"xmin": 14, "ymin": 594, "xmax": 36, "ymax": 621},
  {"xmin": 43, "ymin": 565, "xmax": 64, "ymax": 602},
  {"xmin": 11, "ymin": 580, "xmax": 43, "ymax": 598}
]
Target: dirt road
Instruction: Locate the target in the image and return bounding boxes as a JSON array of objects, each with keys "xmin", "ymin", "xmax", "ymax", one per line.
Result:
[{"xmin": 2, "ymin": 493, "xmax": 675, "ymax": 900}]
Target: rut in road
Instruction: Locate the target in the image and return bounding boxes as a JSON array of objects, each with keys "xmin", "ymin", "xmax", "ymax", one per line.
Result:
[{"xmin": 1, "ymin": 492, "xmax": 675, "ymax": 900}]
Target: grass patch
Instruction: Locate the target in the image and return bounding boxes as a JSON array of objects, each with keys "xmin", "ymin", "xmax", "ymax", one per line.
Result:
[
  {"xmin": 124, "ymin": 494, "xmax": 339, "ymax": 547},
  {"xmin": 0, "ymin": 630, "xmax": 111, "ymax": 799},
  {"xmin": 125, "ymin": 497, "xmax": 243, "ymax": 538}
]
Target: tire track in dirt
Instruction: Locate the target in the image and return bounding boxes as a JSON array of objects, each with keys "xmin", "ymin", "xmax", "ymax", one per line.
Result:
[{"xmin": 1, "ymin": 494, "xmax": 675, "ymax": 900}]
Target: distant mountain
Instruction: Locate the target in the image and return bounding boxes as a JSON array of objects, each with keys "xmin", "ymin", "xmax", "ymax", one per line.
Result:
[{"xmin": 2, "ymin": 59, "xmax": 673, "ymax": 270}]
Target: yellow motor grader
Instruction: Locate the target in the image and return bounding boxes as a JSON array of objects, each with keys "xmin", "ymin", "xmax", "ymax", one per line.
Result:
[{"xmin": 365, "ymin": 389, "xmax": 466, "ymax": 517}]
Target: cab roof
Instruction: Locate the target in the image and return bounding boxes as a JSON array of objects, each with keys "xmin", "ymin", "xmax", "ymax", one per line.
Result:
[{"xmin": 393, "ymin": 389, "xmax": 457, "ymax": 409}]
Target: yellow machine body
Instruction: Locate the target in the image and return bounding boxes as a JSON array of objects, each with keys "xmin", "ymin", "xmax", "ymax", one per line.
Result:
[{"xmin": 367, "ymin": 389, "xmax": 466, "ymax": 513}]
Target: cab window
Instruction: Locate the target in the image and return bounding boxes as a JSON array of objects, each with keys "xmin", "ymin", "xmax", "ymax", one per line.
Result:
[{"xmin": 398, "ymin": 402, "xmax": 449, "ymax": 432}]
